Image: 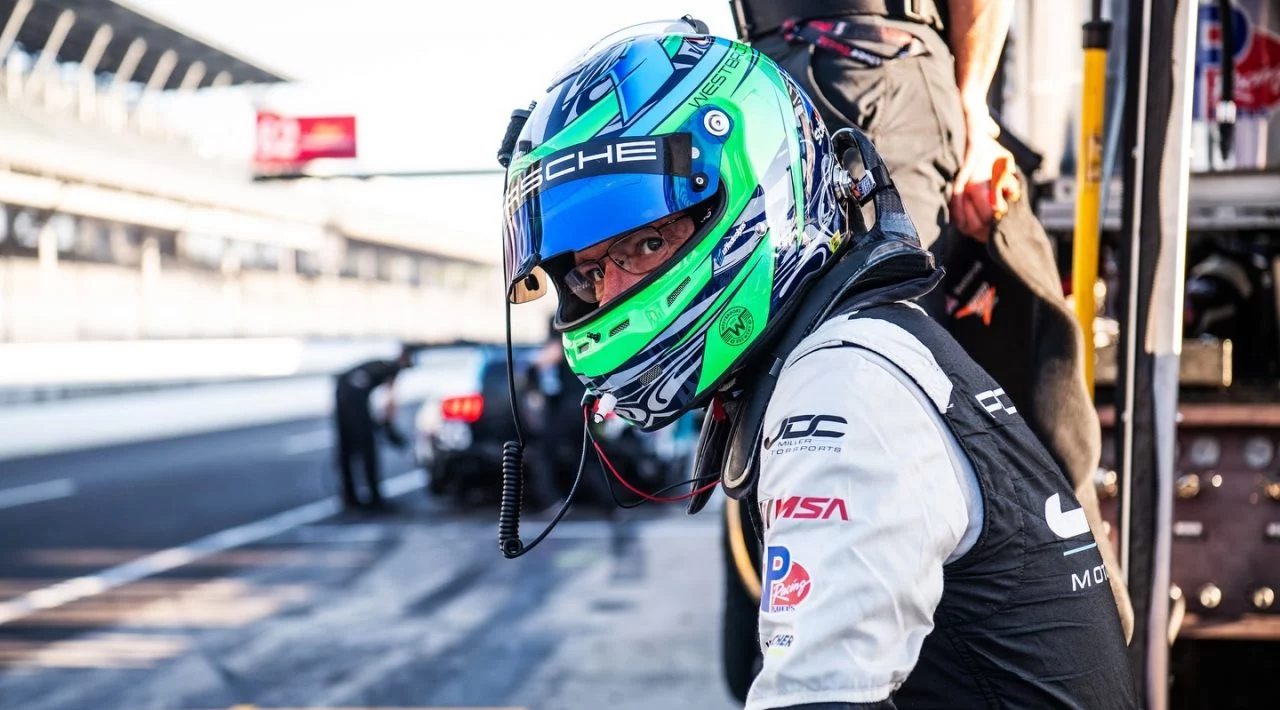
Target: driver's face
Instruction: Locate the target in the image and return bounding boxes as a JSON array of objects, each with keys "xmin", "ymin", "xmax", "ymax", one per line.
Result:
[{"xmin": 572, "ymin": 213, "xmax": 697, "ymax": 306}]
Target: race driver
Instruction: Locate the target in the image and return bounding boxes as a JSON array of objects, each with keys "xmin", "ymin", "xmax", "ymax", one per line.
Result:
[{"xmin": 497, "ymin": 19, "xmax": 1137, "ymax": 709}]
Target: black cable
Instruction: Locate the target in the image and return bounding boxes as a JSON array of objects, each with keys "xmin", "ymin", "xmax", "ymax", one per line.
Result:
[
  {"xmin": 503, "ymin": 300, "xmax": 525, "ymax": 447},
  {"xmin": 501, "ymin": 414, "xmax": 592, "ymax": 558},
  {"xmin": 498, "ymin": 439, "xmax": 525, "ymax": 555},
  {"xmin": 588, "ymin": 425, "xmax": 634, "ymax": 509},
  {"xmin": 497, "ymin": 257, "xmax": 528, "ymax": 556},
  {"xmin": 590, "ymin": 432, "xmax": 718, "ymax": 509}
]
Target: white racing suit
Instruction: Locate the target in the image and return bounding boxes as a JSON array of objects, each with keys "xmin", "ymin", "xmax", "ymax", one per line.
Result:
[{"xmin": 744, "ymin": 301, "xmax": 1136, "ymax": 710}]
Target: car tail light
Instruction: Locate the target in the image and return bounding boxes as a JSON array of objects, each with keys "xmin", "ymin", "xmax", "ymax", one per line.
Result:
[{"xmin": 441, "ymin": 394, "xmax": 484, "ymax": 423}]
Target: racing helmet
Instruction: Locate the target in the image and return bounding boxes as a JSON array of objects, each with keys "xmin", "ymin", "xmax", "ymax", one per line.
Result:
[{"xmin": 501, "ymin": 19, "xmax": 848, "ymax": 431}]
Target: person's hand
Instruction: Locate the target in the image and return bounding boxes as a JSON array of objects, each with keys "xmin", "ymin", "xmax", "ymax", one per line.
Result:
[{"xmin": 950, "ymin": 113, "xmax": 1021, "ymax": 242}]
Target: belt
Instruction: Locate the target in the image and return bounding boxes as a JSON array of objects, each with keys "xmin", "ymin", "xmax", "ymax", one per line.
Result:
[
  {"xmin": 733, "ymin": 0, "xmax": 946, "ymax": 42},
  {"xmin": 782, "ymin": 18, "xmax": 930, "ymax": 66}
]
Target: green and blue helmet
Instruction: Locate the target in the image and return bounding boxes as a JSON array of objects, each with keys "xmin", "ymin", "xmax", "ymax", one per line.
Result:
[{"xmin": 501, "ymin": 19, "xmax": 847, "ymax": 431}]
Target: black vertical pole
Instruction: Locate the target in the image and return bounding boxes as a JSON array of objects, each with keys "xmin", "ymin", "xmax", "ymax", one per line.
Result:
[{"xmin": 1116, "ymin": 0, "xmax": 1181, "ymax": 705}]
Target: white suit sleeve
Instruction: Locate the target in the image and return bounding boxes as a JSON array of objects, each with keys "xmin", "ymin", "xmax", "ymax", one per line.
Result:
[{"xmin": 744, "ymin": 340, "xmax": 974, "ymax": 710}]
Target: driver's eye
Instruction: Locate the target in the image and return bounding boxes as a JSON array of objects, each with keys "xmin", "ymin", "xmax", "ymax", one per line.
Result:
[
  {"xmin": 586, "ymin": 264, "xmax": 605, "ymax": 282},
  {"xmin": 640, "ymin": 236, "xmax": 666, "ymax": 254}
]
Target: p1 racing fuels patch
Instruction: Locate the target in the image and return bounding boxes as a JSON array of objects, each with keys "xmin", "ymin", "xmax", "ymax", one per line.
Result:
[{"xmin": 762, "ymin": 545, "xmax": 813, "ymax": 613}]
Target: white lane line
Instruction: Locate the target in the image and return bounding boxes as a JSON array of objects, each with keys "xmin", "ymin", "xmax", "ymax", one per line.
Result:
[
  {"xmin": 281, "ymin": 428, "xmax": 333, "ymax": 455},
  {"xmin": 279, "ymin": 523, "xmax": 390, "ymax": 545},
  {"xmin": 0, "ymin": 469, "xmax": 425, "ymax": 627},
  {"xmin": 0, "ymin": 479, "xmax": 77, "ymax": 512}
]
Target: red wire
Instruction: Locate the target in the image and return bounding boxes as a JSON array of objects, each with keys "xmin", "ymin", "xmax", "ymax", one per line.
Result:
[{"xmin": 592, "ymin": 438, "xmax": 718, "ymax": 503}]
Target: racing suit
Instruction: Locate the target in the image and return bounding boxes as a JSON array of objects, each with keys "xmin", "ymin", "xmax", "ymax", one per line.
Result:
[
  {"xmin": 747, "ymin": 300, "xmax": 1137, "ymax": 709},
  {"xmin": 725, "ymin": 1, "xmax": 1132, "ymax": 664}
]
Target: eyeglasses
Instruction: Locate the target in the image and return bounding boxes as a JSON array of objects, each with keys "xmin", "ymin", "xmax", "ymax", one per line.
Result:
[{"xmin": 564, "ymin": 214, "xmax": 693, "ymax": 304}]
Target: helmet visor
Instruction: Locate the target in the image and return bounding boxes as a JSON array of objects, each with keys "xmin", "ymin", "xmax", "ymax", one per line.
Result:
[{"xmin": 502, "ymin": 132, "xmax": 719, "ymax": 302}]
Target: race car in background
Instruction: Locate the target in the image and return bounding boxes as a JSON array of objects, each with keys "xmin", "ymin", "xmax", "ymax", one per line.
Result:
[{"xmin": 414, "ymin": 343, "xmax": 696, "ymax": 509}]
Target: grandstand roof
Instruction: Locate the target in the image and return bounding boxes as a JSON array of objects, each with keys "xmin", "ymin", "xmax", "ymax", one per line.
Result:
[{"xmin": 1, "ymin": 0, "xmax": 289, "ymax": 88}]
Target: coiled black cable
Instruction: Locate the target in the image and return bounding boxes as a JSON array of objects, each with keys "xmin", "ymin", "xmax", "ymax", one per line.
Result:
[
  {"xmin": 498, "ymin": 412, "xmax": 591, "ymax": 559},
  {"xmin": 498, "ymin": 440, "xmax": 524, "ymax": 557},
  {"xmin": 493, "ymin": 270, "xmax": 592, "ymax": 558},
  {"xmin": 497, "ymin": 291, "xmax": 529, "ymax": 558},
  {"xmin": 495, "ymin": 127, "xmax": 536, "ymax": 559}
]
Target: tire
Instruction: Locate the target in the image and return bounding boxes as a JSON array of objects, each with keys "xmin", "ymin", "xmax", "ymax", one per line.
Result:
[{"xmin": 722, "ymin": 500, "xmax": 763, "ymax": 702}]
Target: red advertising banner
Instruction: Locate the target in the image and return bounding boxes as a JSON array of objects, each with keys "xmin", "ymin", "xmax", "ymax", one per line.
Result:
[{"xmin": 255, "ymin": 112, "xmax": 358, "ymax": 166}]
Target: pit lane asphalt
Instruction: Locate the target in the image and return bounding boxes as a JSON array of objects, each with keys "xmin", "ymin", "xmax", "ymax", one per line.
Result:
[{"xmin": 0, "ymin": 413, "xmax": 737, "ymax": 710}]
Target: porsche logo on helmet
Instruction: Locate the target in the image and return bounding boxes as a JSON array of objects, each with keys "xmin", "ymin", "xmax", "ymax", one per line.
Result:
[{"xmin": 505, "ymin": 138, "xmax": 663, "ymax": 210}]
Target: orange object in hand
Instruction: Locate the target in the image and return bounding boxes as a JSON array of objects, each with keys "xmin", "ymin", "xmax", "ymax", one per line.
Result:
[{"xmin": 991, "ymin": 155, "xmax": 1022, "ymax": 222}]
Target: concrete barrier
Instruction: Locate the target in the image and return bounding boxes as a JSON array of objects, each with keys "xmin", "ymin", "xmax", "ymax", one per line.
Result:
[
  {"xmin": 0, "ymin": 337, "xmax": 405, "ymax": 403},
  {"xmin": 0, "ymin": 350, "xmax": 479, "ymax": 461}
]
